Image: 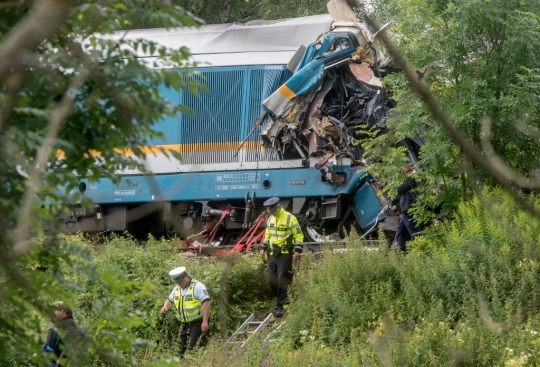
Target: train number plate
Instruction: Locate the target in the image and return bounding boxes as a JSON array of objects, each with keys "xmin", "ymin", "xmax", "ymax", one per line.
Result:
[
  {"xmin": 291, "ymin": 180, "xmax": 305, "ymax": 185},
  {"xmin": 215, "ymin": 173, "xmax": 259, "ymax": 182}
]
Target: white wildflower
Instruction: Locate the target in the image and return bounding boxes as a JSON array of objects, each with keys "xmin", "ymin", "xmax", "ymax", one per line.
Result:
[{"xmin": 518, "ymin": 352, "xmax": 530, "ymax": 364}]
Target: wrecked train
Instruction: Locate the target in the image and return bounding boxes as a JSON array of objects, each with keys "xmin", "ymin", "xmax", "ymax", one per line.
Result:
[{"xmin": 63, "ymin": 1, "xmax": 412, "ymax": 246}]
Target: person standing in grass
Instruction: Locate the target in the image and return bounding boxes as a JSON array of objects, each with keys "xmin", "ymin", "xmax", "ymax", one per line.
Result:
[
  {"xmin": 35, "ymin": 301, "xmax": 78, "ymax": 366},
  {"xmin": 259, "ymin": 197, "xmax": 304, "ymax": 318},
  {"xmin": 160, "ymin": 266, "xmax": 211, "ymax": 356},
  {"xmin": 393, "ymin": 166, "xmax": 421, "ymax": 252}
]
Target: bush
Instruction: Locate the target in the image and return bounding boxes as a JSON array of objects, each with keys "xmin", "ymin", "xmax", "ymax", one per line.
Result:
[
  {"xmin": 230, "ymin": 188, "xmax": 540, "ymax": 366},
  {"xmin": 60, "ymin": 233, "xmax": 272, "ymax": 365},
  {"xmin": 16, "ymin": 187, "xmax": 540, "ymax": 366}
]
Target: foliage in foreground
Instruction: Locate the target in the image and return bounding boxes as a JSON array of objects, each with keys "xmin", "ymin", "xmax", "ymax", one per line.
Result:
[
  {"xmin": 7, "ymin": 188, "xmax": 540, "ymax": 366},
  {"xmin": 0, "ymin": 2, "xmax": 201, "ymax": 364},
  {"xmin": 228, "ymin": 188, "xmax": 540, "ymax": 367},
  {"xmin": 6, "ymin": 234, "xmax": 270, "ymax": 366}
]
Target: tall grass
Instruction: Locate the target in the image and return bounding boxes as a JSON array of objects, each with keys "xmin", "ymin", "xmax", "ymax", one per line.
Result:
[
  {"xmin": 229, "ymin": 188, "xmax": 540, "ymax": 366},
  {"xmin": 55, "ymin": 233, "xmax": 271, "ymax": 365},
  {"xmin": 27, "ymin": 187, "xmax": 540, "ymax": 366}
]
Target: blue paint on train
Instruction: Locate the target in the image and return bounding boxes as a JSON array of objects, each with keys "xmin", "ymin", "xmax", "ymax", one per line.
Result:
[
  {"xmin": 77, "ymin": 166, "xmax": 367, "ymax": 203},
  {"xmin": 180, "ymin": 66, "xmax": 289, "ymax": 145},
  {"xmin": 286, "ymin": 32, "xmax": 359, "ymax": 97},
  {"xmin": 353, "ymin": 183, "xmax": 386, "ymax": 231},
  {"xmin": 70, "ymin": 165, "xmax": 383, "ymax": 233},
  {"xmin": 60, "ymin": 24, "xmax": 391, "ymax": 243},
  {"xmin": 148, "ymin": 85, "xmax": 180, "ymax": 145}
]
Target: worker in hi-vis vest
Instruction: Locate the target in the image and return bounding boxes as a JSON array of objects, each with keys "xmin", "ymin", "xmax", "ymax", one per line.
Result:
[
  {"xmin": 161, "ymin": 267, "xmax": 210, "ymax": 356},
  {"xmin": 259, "ymin": 197, "xmax": 304, "ymax": 317}
]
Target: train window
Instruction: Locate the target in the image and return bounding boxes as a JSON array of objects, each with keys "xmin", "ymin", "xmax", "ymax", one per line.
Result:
[
  {"xmin": 320, "ymin": 172, "xmax": 347, "ymax": 184},
  {"xmin": 324, "ymin": 38, "xmax": 350, "ymax": 56}
]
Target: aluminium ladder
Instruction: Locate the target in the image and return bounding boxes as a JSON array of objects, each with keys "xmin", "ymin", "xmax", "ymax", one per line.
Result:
[
  {"xmin": 264, "ymin": 320, "xmax": 286, "ymax": 343},
  {"xmin": 224, "ymin": 313, "xmax": 274, "ymax": 349}
]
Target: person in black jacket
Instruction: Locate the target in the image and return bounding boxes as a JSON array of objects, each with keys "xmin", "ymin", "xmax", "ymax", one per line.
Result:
[
  {"xmin": 393, "ymin": 167, "xmax": 421, "ymax": 252},
  {"xmin": 40, "ymin": 301, "xmax": 78, "ymax": 366}
]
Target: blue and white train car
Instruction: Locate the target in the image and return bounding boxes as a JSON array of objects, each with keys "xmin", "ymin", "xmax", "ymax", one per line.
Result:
[{"xmin": 64, "ymin": 13, "xmax": 397, "ymax": 245}]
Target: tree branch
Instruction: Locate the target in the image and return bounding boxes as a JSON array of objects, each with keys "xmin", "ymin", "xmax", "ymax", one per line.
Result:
[
  {"xmin": 480, "ymin": 117, "xmax": 540, "ymax": 190},
  {"xmin": 515, "ymin": 120, "xmax": 540, "ymax": 140},
  {"xmin": 12, "ymin": 64, "xmax": 91, "ymax": 257},
  {"xmin": 0, "ymin": 0, "xmax": 75, "ymax": 82},
  {"xmin": 0, "ymin": 0, "xmax": 31, "ymax": 10},
  {"xmin": 365, "ymin": 15, "xmax": 540, "ymax": 222},
  {"xmin": 0, "ymin": 70, "xmax": 24, "ymax": 134}
]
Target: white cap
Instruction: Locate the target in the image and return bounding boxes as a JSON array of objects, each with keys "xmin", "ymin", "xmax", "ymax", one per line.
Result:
[{"xmin": 169, "ymin": 267, "xmax": 187, "ymax": 282}]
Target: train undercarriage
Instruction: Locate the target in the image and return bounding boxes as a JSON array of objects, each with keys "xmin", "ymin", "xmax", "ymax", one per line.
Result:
[{"xmin": 62, "ymin": 190, "xmax": 396, "ymax": 249}]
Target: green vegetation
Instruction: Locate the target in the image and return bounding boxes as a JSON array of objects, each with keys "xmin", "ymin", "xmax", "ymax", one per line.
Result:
[
  {"xmin": 125, "ymin": 0, "xmax": 330, "ymax": 27},
  {"xmin": 0, "ymin": 1, "xmax": 202, "ymax": 364},
  {"xmin": 7, "ymin": 188, "xmax": 540, "ymax": 366},
  {"xmin": 3, "ymin": 0, "xmax": 540, "ymax": 365},
  {"xmin": 13, "ymin": 233, "xmax": 273, "ymax": 365},
  {"xmin": 275, "ymin": 189, "xmax": 540, "ymax": 366},
  {"xmin": 363, "ymin": 0, "xmax": 540, "ymax": 224}
]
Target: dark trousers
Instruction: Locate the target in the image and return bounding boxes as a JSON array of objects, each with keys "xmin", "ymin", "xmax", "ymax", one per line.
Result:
[
  {"xmin": 267, "ymin": 253, "xmax": 294, "ymax": 308},
  {"xmin": 179, "ymin": 319, "xmax": 205, "ymax": 356},
  {"xmin": 396, "ymin": 212, "xmax": 419, "ymax": 251}
]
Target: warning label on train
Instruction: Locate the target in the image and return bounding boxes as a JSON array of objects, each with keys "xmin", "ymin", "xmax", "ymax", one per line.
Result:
[
  {"xmin": 216, "ymin": 184, "xmax": 260, "ymax": 190},
  {"xmin": 215, "ymin": 173, "xmax": 259, "ymax": 183},
  {"xmin": 114, "ymin": 190, "xmax": 135, "ymax": 195}
]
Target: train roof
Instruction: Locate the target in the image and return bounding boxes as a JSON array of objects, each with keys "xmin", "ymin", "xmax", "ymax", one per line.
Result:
[{"xmin": 115, "ymin": 14, "xmax": 333, "ymax": 67}]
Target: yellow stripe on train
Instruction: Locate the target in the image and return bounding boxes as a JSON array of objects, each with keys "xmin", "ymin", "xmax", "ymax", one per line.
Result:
[
  {"xmin": 278, "ymin": 84, "xmax": 296, "ymax": 99},
  {"xmin": 55, "ymin": 141, "xmax": 262, "ymax": 158}
]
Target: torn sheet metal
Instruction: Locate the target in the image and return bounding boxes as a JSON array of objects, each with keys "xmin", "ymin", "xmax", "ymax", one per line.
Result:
[
  {"xmin": 259, "ymin": 0, "xmax": 400, "ymax": 184},
  {"xmin": 348, "ymin": 63, "xmax": 381, "ymax": 88},
  {"xmin": 262, "ymin": 31, "xmax": 360, "ymax": 117}
]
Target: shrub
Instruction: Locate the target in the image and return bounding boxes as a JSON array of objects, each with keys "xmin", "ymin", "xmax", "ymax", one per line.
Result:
[
  {"xmin": 18, "ymin": 187, "xmax": 540, "ymax": 366},
  {"xmin": 234, "ymin": 188, "xmax": 540, "ymax": 366},
  {"xmin": 58, "ymin": 233, "xmax": 271, "ymax": 365}
]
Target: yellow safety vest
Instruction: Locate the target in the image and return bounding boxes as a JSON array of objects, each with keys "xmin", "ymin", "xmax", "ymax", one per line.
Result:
[
  {"xmin": 173, "ymin": 280, "xmax": 202, "ymax": 323},
  {"xmin": 264, "ymin": 209, "xmax": 304, "ymax": 254}
]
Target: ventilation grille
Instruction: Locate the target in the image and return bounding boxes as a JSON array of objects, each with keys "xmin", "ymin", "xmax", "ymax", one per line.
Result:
[
  {"xmin": 245, "ymin": 68, "xmax": 291, "ymax": 162},
  {"xmin": 180, "ymin": 68, "xmax": 243, "ymax": 165},
  {"xmin": 178, "ymin": 66, "xmax": 289, "ymax": 165}
]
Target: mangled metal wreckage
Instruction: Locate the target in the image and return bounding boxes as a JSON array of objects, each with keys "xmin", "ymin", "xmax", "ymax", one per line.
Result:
[
  {"xmin": 261, "ymin": 0, "xmax": 401, "ymax": 186},
  {"xmin": 60, "ymin": 0, "xmax": 423, "ymax": 249}
]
